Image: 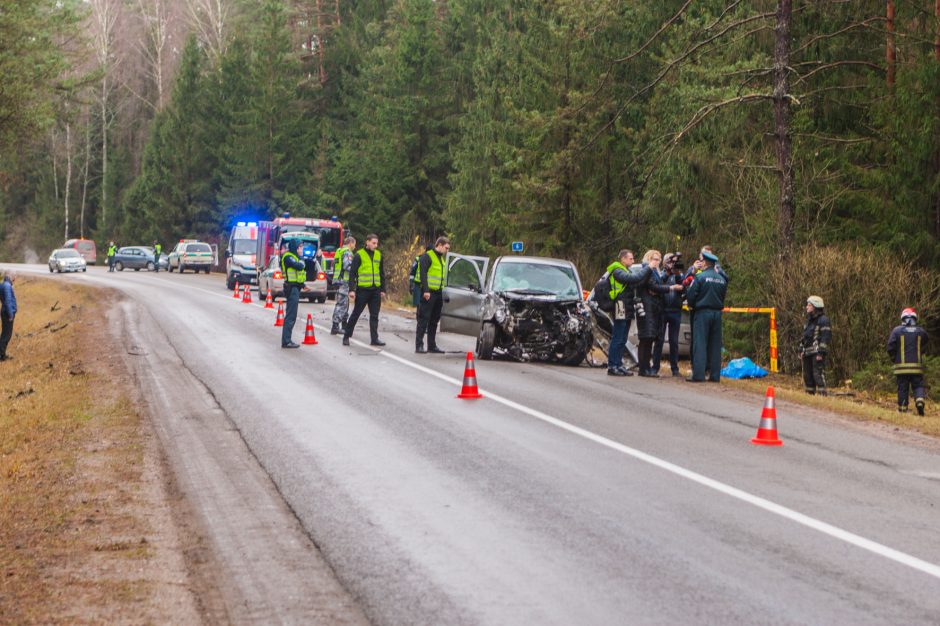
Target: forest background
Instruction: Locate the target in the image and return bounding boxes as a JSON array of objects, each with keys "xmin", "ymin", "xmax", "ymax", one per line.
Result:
[{"xmin": 3, "ymin": 0, "xmax": 940, "ymax": 388}]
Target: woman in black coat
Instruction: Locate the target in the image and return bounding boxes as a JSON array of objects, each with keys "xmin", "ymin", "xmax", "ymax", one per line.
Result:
[{"xmin": 635, "ymin": 250, "xmax": 683, "ymax": 377}]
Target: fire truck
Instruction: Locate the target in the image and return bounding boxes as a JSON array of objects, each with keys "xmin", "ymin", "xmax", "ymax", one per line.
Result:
[{"xmin": 255, "ymin": 215, "xmax": 344, "ymax": 296}]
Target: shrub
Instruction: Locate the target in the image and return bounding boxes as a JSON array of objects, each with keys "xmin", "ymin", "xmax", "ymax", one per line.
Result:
[{"xmin": 769, "ymin": 243, "xmax": 940, "ymax": 383}]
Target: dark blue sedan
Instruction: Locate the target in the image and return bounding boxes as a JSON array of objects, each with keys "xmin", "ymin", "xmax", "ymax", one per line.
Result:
[{"xmin": 113, "ymin": 246, "xmax": 158, "ymax": 271}]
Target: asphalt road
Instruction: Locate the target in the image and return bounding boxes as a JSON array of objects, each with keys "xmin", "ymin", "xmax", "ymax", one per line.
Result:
[{"xmin": 14, "ymin": 264, "xmax": 940, "ymax": 624}]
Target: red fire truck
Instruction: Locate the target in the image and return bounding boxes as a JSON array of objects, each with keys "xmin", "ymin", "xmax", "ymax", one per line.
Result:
[{"xmin": 255, "ymin": 215, "xmax": 344, "ymax": 296}]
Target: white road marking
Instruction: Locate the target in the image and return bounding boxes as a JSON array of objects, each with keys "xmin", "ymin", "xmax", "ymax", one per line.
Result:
[
  {"xmin": 19, "ymin": 265, "xmax": 940, "ymax": 580},
  {"xmin": 376, "ymin": 350, "xmax": 940, "ymax": 582}
]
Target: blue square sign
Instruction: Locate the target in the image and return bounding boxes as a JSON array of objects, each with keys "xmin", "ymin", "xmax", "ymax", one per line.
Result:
[{"xmin": 511, "ymin": 241, "xmax": 524, "ymax": 253}]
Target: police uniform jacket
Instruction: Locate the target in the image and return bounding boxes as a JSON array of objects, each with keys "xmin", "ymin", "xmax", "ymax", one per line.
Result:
[{"xmin": 685, "ymin": 267, "xmax": 727, "ymax": 311}]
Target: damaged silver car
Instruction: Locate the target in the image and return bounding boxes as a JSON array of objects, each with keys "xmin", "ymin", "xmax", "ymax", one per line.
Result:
[{"xmin": 441, "ymin": 254, "xmax": 594, "ymax": 365}]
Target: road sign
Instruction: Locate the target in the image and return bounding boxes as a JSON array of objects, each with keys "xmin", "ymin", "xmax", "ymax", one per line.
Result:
[{"xmin": 511, "ymin": 241, "xmax": 524, "ymax": 253}]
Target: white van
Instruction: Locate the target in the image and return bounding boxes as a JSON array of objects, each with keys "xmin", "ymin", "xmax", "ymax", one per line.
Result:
[{"xmin": 225, "ymin": 222, "xmax": 259, "ymax": 290}]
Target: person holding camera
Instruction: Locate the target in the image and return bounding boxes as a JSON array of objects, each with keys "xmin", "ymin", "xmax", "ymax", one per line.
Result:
[
  {"xmin": 652, "ymin": 252, "xmax": 685, "ymax": 377},
  {"xmin": 605, "ymin": 249, "xmax": 651, "ymax": 376}
]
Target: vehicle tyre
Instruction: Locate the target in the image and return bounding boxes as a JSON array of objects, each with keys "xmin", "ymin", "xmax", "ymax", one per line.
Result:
[
  {"xmin": 204, "ymin": 267, "xmax": 210, "ymax": 274},
  {"xmin": 146, "ymin": 261, "xmax": 155, "ymax": 271},
  {"xmin": 115, "ymin": 261, "xmax": 124, "ymax": 271},
  {"xmin": 134, "ymin": 268, "xmax": 140, "ymax": 271},
  {"xmin": 477, "ymin": 321, "xmax": 496, "ymax": 360},
  {"xmin": 179, "ymin": 264, "xmax": 185, "ymax": 274},
  {"xmin": 49, "ymin": 266, "xmax": 53, "ymax": 273},
  {"xmin": 82, "ymin": 268, "xmax": 87, "ymax": 272},
  {"xmin": 316, "ymin": 296, "xmax": 327, "ymax": 304}
]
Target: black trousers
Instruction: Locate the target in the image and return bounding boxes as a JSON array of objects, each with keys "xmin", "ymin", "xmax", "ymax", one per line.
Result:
[
  {"xmin": 653, "ymin": 310, "xmax": 681, "ymax": 374},
  {"xmin": 637, "ymin": 337, "xmax": 654, "ymax": 373},
  {"xmin": 281, "ymin": 284, "xmax": 301, "ymax": 346},
  {"xmin": 416, "ymin": 291, "xmax": 444, "ymax": 347},
  {"xmin": 345, "ymin": 288, "xmax": 382, "ymax": 342},
  {"xmin": 0, "ymin": 315, "xmax": 13, "ymax": 357},
  {"xmin": 896, "ymin": 374, "xmax": 925, "ymax": 407},
  {"xmin": 802, "ymin": 353, "xmax": 827, "ymax": 395}
]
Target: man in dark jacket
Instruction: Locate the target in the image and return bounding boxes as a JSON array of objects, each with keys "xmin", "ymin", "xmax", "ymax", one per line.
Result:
[
  {"xmin": 415, "ymin": 237, "xmax": 450, "ymax": 353},
  {"xmin": 685, "ymin": 251, "xmax": 727, "ymax": 383},
  {"xmin": 887, "ymin": 307, "xmax": 928, "ymax": 415},
  {"xmin": 801, "ymin": 295, "xmax": 831, "ymax": 395},
  {"xmin": 0, "ymin": 272, "xmax": 18, "ymax": 361},
  {"xmin": 653, "ymin": 253, "xmax": 685, "ymax": 377},
  {"xmin": 343, "ymin": 234, "xmax": 386, "ymax": 347},
  {"xmin": 605, "ymin": 250, "xmax": 651, "ymax": 376}
]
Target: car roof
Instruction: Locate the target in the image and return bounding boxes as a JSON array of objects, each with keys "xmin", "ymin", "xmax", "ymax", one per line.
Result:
[
  {"xmin": 52, "ymin": 248, "xmax": 77, "ymax": 254},
  {"xmin": 493, "ymin": 255, "xmax": 575, "ymax": 268}
]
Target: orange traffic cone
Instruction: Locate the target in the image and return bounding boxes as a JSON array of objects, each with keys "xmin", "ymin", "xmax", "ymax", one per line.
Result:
[
  {"xmin": 751, "ymin": 386, "xmax": 783, "ymax": 446},
  {"xmin": 242, "ymin": 284, "xmax": 252, "ymax": 304},
  {"xmin": 302, "ymin": 314, "xmax": 318, "ymax": 345},
  {"xmin": 274, "ymin": 300, "xmax": 285, "ymax": 327},
  {"xmin": 457, "ymin": 352, "xmax": 483, "ymax": 399},
  {"xmin": 264, "ymin": 289, "xmax": 274, "ymax": 309},
  {"xmin": 233, "ymin": 281, "xmax": 240, "ymax": 298}
]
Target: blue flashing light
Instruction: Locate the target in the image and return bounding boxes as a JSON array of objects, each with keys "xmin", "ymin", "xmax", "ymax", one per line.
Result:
[
  {"xmin": 237, "ymin": 221, "xmax": 246, "ymax": 227},
  {"xmin": 246, "ymin": 222, "xmax": 257, "ymax": 227}
]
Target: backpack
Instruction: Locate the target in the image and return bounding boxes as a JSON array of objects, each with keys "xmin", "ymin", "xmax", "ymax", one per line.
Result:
[{"xmin": 591, "ymin": 272, "xmax": 615, "ymax": 312}]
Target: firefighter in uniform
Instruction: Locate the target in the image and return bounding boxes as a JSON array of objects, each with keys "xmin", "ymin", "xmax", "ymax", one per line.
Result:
[
  {"xmin": 887, "ymin": 308, "xmax": 928, "ymax": 414},
  {"xmin": 800, "ymin": 295, "xmax": 831, "ymax": 395},
  {"xmin": 415, "ymin": 236, "xmax": 451, "ymax": 353},
  {"xmin": 107, "ymin": 241, "xmax": 117, "ymax": 272},
  {"xmin": 153, "ymin": 241, "xmax": 162, "ymax": 272},
  {"xmin": 343, "ymin": 234, "xmax": 386, "ymax": 347},
  {"xmin": 685, "ymin": 251, "xmax": 727, "ymax": 383},
  {"xmin": 330, "ymin": 236, "xmax": 356, "ymax": 335},
  {"xmin": 280, "ymin": 238, "xmax": 306, "ymax": 348}
]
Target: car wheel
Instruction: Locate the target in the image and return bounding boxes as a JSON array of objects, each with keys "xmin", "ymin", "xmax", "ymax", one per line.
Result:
[
  {"xmin": 83, "ymin": 268, "xmax": 87, "ymax": 272},
  {"xmin": 477, "ymin": 321, "xmax": 496, "ymax": 360},
  {"xmin": 146, "ymin": 261, "xmax": 155, "ymax": 271},
  {"xmin": 115, "ymin": 261, "xmax": 124, "ymax": 271},
  {"xmin": 49, "ymin": 266, "xmax": 53, "ymax": 273},
  {"xmin": 316, "ymin": 296, "xmax": 327, "ymax": 304},
  {"xmin": 204, "ymin": 267, "xmax": 210, "ymax": 274},
  {"xmin": 179, "ymin": 264, "xmax": 185, "ymax": 274}
]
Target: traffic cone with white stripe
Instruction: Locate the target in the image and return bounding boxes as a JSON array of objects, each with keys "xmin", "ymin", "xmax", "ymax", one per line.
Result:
[
  {"xmin": 233, "ymin": 281, "xmax": 240, "ymax": 298},
  {"xmin": 751, "ymin": 386, "xmax": 783, "ymax": 446},
  {"xmin": 242, "ymin": 284, "xmax": 252, "ymax": 303},
  {"xmin": 274, "ymin": 300, "xmax": 285, "ymax": 327},
  {"xmin": 457, "ymin": 352, "xmax": 483, "ymax": 399},
  {"xmin": 264, "ymin": 288, "xmax": 274, "ymax": 309},
  {"xmin": 302, "ymin": 314, "xmax": 318, "ymax": 345}
]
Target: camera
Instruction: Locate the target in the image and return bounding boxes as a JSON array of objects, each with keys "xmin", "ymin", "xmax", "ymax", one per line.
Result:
[
  {"xmin": 633, "ymin": 296, "xmax": 646, "ymax": 319},
  {"xmin": 668, "ymin": 252, "xmax": 684, "ymax": 272}
]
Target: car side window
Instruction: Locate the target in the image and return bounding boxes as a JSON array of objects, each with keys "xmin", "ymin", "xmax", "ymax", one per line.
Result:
[{"xmin": 448, "ymin": 258, "xmax": 482, "ymax": 291}]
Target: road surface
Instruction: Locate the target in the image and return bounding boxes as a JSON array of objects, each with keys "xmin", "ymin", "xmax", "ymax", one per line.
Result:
[{"xmin": 11, "ymin": 264, "xmax": 940, "ymax": 624}]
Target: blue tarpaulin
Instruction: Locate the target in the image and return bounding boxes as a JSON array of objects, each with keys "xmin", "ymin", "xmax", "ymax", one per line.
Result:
[{"xmin": 720, "ymin": 357, "xmax": 768, "ymax": 379}]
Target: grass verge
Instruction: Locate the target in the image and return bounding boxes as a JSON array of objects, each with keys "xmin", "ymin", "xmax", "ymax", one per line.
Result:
[{"xmin": 0, "ymin": 276, "xmax": 165, "ymax": 623}]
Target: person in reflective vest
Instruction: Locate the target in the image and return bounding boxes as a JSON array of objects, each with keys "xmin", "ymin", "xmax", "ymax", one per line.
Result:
[
  {"xmin": 415, "ymin": 236, "xmax": 451, "ymax": 353},
  {"xmin": 343, "ymin": 234, "xmax": 386, "ymax": 347},
  {"xmin": 887, "ymin": 308, "xmax": 929, "ymax": 415},
  {"xmin": 153, "ymin": 241, "xmax": 162, "ymax": 272},
  {"xmin": 330, "ymin": 236, "xmax": 357, "ymax": 335},
  {"xmin": 107, "ymin": 242, "xmax": 117, "ymax": 272},
  {"xmin": 605, "ymin": 250, "xmax": 651, "ymax": 377},
  {"xmin": 280, "ymin": 238, "xmax": 307, "ymax": 348}
]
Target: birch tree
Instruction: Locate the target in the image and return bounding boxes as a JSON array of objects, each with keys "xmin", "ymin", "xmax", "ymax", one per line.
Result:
[{"xmin": 89, "ymin": 0, "xmax": 122, "ymax": 232}]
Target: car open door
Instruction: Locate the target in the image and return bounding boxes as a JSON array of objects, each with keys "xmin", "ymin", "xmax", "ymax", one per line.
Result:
[{"xmin": 441, "ymin": 253, "xmax": 490, "ymax": 336}]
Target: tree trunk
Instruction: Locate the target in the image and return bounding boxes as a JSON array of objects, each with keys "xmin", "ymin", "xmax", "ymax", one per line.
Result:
[
  {"xmin": 81, "ymin": 120, "xmax": 91, "ymax": 239},
  {"xmin": 316, "ymin": 0, "xmax": 326, "ymax": 85},
  {"xmin": 65, "ymin": 121, "xmax": 72, "ymax": 242},
  {"xmin": 51, "ymin": 129, "xmax": 60, "ymax": 202},
  {"xmin": 886, "ymin": 0, "xmax": 896, "ymax": 87},
  {"xmin": 101, "ymin": 73, "xmax": 109, "ymax": 232},
  {"xmin": 774, "ymin": 0, "xmax": 794, "ymax": 252}
]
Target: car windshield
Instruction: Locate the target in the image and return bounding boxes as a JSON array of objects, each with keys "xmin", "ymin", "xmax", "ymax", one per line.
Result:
[
  {"xmin": 231, "ymin": 239, "xmax": 255, "ymax": 254},
  {"xmin": 57, "ymin": 249, "xmax": 80, "ymax": 258},
  {"xmin": 188, "ymin": 244, "xmax": 211, "ymax": 253},
  {"xmin": 492, "ymin": 262, "xmax": 580, "ymax": 298}
]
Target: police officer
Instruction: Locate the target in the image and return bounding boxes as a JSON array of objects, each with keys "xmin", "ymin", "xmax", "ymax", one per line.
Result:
[
  {"xmin": 280, "ymin": 238, "xmax": 306, "ymax": 349},
  {"xmin": 153, "ymin": 241, "xmax": 162, "ymax": 272},
  {"xmin": 801, "ymin": 295, "xmax": 831, "ymax": 395},
  {"xmin": 330, "ymin": 236, "xmax": 356, "ymax": 335},
  {"xmin": 415, "ymin": 236, "xmax": 451, "ymax": 353},
  {"xmin": 107, "ymin": 241, "xmax": 117, "ymax": 272},
  {"xmin": 605, "ymin": 249, "xmax": 651, "ymax": 376},
  {"xmin": 887, "ymin": 307, "xmax": 928, "ymax": 414},
  {"xmin": 343, "ymin": 233, "xmax": 386, "ymax": 347},
  {"xmin": 685, "ymin": 251, "xmax": 727, "ymax": 383}
]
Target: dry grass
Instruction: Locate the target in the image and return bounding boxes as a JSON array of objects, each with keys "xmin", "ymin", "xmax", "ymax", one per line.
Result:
[
  {"xmin": 0, "ymin": 277, "xmax": 157, "ymax": 623},
  {"xmin": 722, "ymin": 372, "xmax": 940, "ymax": 438}
]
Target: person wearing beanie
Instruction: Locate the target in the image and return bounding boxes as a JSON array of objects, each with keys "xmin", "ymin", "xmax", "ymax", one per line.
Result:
[
  {"xmin": 887, "ymin": 308, "xmax": 928, "ymax": 415},
  {"xmin": 801, "ymin": 295, "xmax": 831, "ymax": 395}
]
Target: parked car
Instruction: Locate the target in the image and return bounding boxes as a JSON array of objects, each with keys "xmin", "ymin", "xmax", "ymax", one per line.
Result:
[
  {"xmin": 112, "ymin": 246, "xmax": 157, "ymax": 271},
  {"xmin": 168, "ymin": 240, "xmax": 213, "ymax": 274},
  {"xmin": 257, "ymin": 254, "xmax": 328, "ymax": 303},
  {"xmin": 48, "ymin": 248, "xmax": 87, "ymax": 273},
  {"xmin": 441, "ymin": 254, "xmax": 594, "ymax": 365},
  {"xmin": 62, "ymin": 238, "xmax": 97, "ymax": 264}
]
